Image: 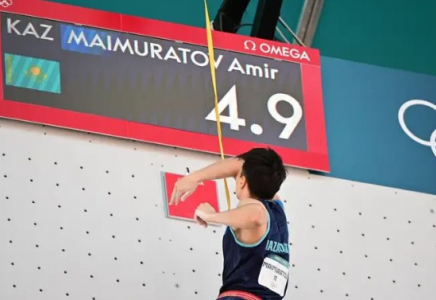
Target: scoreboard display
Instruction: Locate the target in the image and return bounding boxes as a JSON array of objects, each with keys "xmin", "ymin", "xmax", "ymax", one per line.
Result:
[{"xmin": 0, "ymin": 0, "xmax": 329, "ymax": 171}]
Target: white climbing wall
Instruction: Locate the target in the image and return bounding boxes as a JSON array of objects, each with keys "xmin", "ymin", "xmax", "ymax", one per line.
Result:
[{"xmin": 0, "ymin": 118, "xmax": 435, "ymax": 300}]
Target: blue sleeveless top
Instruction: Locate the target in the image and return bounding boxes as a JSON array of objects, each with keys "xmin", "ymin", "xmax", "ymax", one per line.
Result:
[{"xmin": 219, "ymin": 199, "xmax": 290, "ymax": 299}]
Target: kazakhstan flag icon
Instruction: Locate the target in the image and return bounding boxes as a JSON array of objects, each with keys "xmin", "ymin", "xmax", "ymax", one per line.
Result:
[{"xmin": 5, "ymin": 53, "xmax": 61, "ymax": 94}]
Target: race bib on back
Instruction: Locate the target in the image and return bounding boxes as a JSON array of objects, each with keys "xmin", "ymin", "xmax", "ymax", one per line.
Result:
[{"xmin": 258, "ymin": 254, "xmax": 289, "ymax": 296}]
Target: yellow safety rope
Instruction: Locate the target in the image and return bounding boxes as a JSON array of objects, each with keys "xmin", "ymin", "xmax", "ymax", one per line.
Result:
[{"xmin": 204, "ymin": 0, "xmax": 231, "ymax": 211}]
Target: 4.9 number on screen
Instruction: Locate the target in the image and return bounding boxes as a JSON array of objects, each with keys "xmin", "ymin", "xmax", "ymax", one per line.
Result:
[{"xmin": 205, "ymin": 85, "xmax": 303, "ymax": 139}]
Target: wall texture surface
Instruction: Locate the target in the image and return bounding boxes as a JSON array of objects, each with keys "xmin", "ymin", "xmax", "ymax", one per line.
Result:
[{"xmin": 1, "ymin": 119, "xmax": 435, "ymax": 300}]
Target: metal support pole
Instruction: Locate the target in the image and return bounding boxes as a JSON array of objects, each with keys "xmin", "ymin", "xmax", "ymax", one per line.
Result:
[
  {"xmin": 278, "ymin": 17, "xmax": 305, "ymax": 46},
  {"xmin": 296, "ymin": 0, "xmax": 324, "ymax": 47}
]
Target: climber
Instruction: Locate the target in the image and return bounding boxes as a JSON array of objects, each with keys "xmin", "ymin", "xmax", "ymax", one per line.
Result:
[{"xmin": 170, "ymin": 148, "xmax": 290, "ymax": 300}]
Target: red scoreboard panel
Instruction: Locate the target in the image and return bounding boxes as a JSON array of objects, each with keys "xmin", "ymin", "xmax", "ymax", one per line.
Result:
[{"xmin": 0, "ymin": 0, "xmax": 329, "ymax": 172}]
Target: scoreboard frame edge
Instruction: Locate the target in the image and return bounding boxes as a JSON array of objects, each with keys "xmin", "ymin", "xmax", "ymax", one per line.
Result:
[{"xmin": 0, "ymin": 0, "xmax": 330, "ymax": 172}]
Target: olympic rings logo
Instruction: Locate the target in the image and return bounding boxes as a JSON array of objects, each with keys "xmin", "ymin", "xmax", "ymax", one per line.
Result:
[
  {"xmin": 0, "ymin": 0, "xmax": 13, "ymax": 8},
  {"xmin": 398, "ymin": 99, "xmax": 436, "ymax": 157}
]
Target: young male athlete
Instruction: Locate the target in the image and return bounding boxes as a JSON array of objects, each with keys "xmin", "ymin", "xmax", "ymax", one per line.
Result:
[{"xmin": 170, "ymin": 148, "xmax": 290, "ymax": 300}]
